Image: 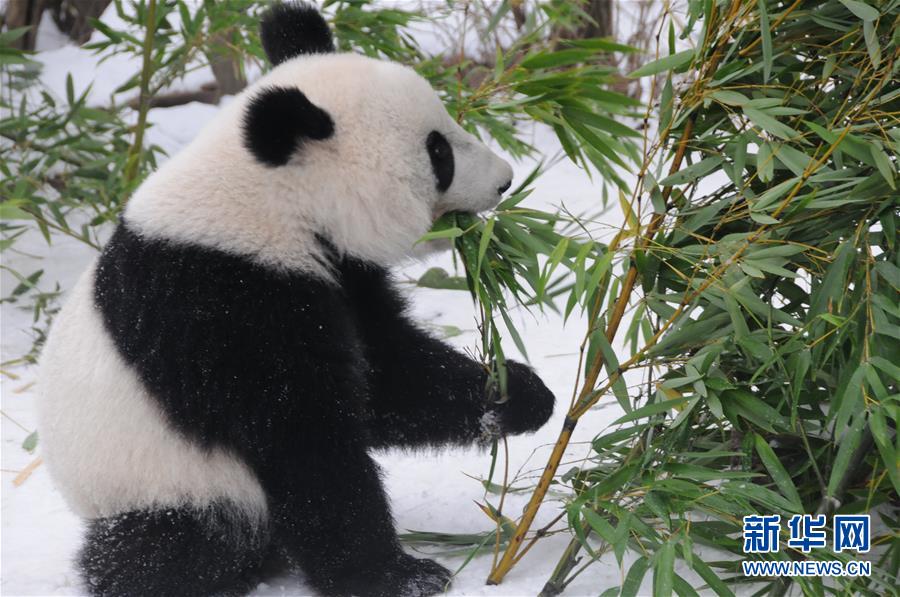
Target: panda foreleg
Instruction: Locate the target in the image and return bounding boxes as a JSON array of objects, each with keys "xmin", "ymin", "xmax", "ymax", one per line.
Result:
[
  {"xmin": 363, "ymin": 322, "xmax": 557, "ymax": 449},
  {"xmin": 79, "ymin": 502, "xmax": 268, "ymax": 597},
  {"xmin": 364, "ymin": 326, "xmax": 492, "ymax": 449},
  {"xmin": 338, "ymin": 258, "xmax": 555, "ymax": 448},
  {"xmin": 254, "ymin": 419, "xmax": 452, "ymax": 597}
]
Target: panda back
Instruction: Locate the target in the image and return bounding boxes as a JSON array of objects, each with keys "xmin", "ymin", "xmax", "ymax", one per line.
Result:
[{"xmin": 36, "ymin": 261, "xmax": 268, "ymax": 521}]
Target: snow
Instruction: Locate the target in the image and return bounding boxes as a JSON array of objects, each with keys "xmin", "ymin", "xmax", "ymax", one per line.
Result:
[{"xmin": 0, "ymin": 8, "xmax": 671, "ymax": 597}]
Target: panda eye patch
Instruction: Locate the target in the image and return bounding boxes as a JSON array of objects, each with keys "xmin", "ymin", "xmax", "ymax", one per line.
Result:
[{"xmin": 426, "ymin": 131, "xmax": 454, "ymax": 192}]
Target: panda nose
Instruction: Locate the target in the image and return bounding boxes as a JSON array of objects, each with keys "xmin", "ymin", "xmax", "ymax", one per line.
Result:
[{"xmin": 498, "ymin": 179, "xmax": 512, "ymax": 195}]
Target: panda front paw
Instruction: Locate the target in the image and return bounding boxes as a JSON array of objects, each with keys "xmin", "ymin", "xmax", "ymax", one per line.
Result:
[{"xmin": 489, "ymin": 360, "xmax": 555, "ymax": 436}]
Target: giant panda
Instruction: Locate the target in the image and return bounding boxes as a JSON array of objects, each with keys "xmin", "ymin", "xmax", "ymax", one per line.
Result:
[{"xmin": 37, "ymin": 3, "xmax": 555, "ymax": 596}]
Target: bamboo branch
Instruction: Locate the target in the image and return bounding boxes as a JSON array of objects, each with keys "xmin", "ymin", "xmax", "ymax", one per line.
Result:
[{"xmin": 122, "ymin": 0, "xmax": 157, "ymax": 188}]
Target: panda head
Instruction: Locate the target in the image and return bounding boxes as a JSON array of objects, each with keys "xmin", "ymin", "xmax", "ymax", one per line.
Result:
[
  {"xmin": 237, "ymin": 2, "xmax": 512, "ymax": 267},
  {"xmin": 126, "ymin": 2, "xmax": 512, "ymax": 271}
]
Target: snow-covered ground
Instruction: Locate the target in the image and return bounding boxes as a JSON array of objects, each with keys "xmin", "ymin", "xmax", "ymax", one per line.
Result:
[{"xmin": 0, "ymin": 8, "xmax": 668, "ymax": 597}]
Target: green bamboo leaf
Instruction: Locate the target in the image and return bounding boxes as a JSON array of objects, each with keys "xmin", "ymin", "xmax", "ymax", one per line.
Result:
[
  {"xmin": 565, "ymin": 38, "xmax": 639, "ymax": 53},
  {"xmin": 745, "ymin": 243, "xmax": 805, "ymax": 259},
  {"xmin": 721, "ymin": 480, "xmax": 802, "ymax": 513},
  {"xmin": 827, "ymin": 411, "xmax": 866, "ymax": 498},
  {"xmin": 749, "ymin": 212, "xmax": 780, "ymax": 225},
  {"xmin": 732, "ymin": 132, "xmax": 750, "ymax": 187},
  {"xmin": 711, "ymin": 90, "xmax": 750, "ymax": 106},
  {"xmin": 752, "ymin": 177, "xmax": 799, "ymax": 212},
  {"xmin": 621, "ymin": 557, "xmax": 650, "ymax": 597},
  {"xmin": 722, "ymin": 389, "xmax": 789, "ymax": 432},
  {"xmin": 581, "ymin": 508, "xmax": 616, "ymax": 545},
  {"xmin": 66, "ymin": 73, "xmax": 75, "ymax": 105},
  {"xmin": 0, "ymin": 26, "xmax": 32, "ymax": 45},
  {"xmin": 744, "ymin": 107, "xmax": 799, "ymax": 140},
  {"xmin": 0, "ymin": 203, "xmax": 32, "ymax": 220},
  {"xmin": 664, "ymin": 463, "xmax": 755, "ymax": 480},
  {"xmin": 520, "ymin": 48, "xmax": 594, "ymax": 69},
  {"xmin": 863, "ymin": 19, "xmax": 881, "ymax": 68},
  {"xmin": 417, "ymin": 267, "xmax": 469, "ymax": 291},
  {"xmin": 870, "ymin": 144, "xmax": 896, "ymax": 189},
  {"xmin": 673, "ymin": 575, "xmax": 699, "ymax": 597},
  {"xmin": 565, "ymin": 118, "xmax": 630, "ymax": 170},
  {"xmin": 809, "ymin": 240, "xmax": 855, "ymax": 318},
  {"xmin": 753, "ymin": 433, "xmax": 803, "ymax": 511},
  {"xmin": 869, "ymin": 356, "xmax": 900, "ymax": 381},
  {"xmin": 839, "ymin": 0, "xmax": 879, "ymax": 20},
  {"xmin": 757, "ymin": 0, "xmax": 772, "ymax": 82},
  {"xmin": 627, "ymin": 49, "xmax": 693, "ymax": 78},
  {"xmin": 683, "ymin": 550, "xmax": 735, "ymax": 597},
  {"xmin": 416, "ymin": 227, "xmax": 463, "ymax": 244},
  {"xmin": 592, "ymin": 424, "xmax": 647, "ymax": 452},
  {"xmin": 476, "ymin": 217, "xmax": 495, "ymax": 274},
  {"xmin": 613, "ymin": 397, "xmax": 687, "ymax": 425},
  {"xmin": 653, "ymin": 541, "xmax": 675, "ymax": 597},
  {"xmin": 756, "ymin": 142, "xmax": 774, "ymax": 183},
  {"xmin": 660, "ymin": 75, "xmax": 674, "ymax": 133},
  {"xmin": 832, "ymin": 364, "xmax": 866, "ymax": 432},
  {"xmin": 563, "ymin": 107, "xmax": 641, "ymax": 139},
  {"xmin": 22, "ymin": 430, "xmax": 38, "ymax": 453},
  {"xmin": 775, "ymin": 145, "xmax": 813, "ymax": 177},
  {"xmin": 587, "ymin": 327, "xmax": 630, "ymax": 412},
  {"xmin": 803, "ymin": 121, "xmax": 877, "ymax": 166},
  {"xmin": 658, "ymin": 156, "xmax": 723, "ymax": 186},
  {"xmin": 869, "ymin": 408, "xmax": 900, "ymax": 493}
]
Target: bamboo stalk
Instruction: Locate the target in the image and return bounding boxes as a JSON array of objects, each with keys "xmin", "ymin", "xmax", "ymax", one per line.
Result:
[
  {"xmin": 538, "ymin": 523, "xmax": 590, "ymax": 597},
  {"xmin": 13, "ymin": 457, "xmax": 42, "ymax": 487},
  {"xmin": 122, "ymin": 0, "xmax": 158, "ymax": 188}
]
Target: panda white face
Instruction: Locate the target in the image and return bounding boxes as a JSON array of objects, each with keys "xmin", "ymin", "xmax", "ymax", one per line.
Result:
[
  {"xmin": 125, "ymin": 4, "xmax": 511, "ymax": 273},
  {"xmin": 245, "ymin": 53, "xmax": 514, "ymax": 264}
]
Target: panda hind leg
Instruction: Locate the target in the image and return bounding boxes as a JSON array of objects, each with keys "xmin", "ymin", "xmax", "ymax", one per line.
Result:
[{"xmin": 79, "ymin": 502, "xmax": 269, "ymax": 597}]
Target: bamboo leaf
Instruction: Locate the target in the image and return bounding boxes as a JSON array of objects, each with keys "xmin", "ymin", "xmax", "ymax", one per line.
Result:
[
  {"xmin": 659, "ymin": 157, "xmax": 723, "ymax": 186},
  {"xmin": 827, "ymin": 411, "xmax": 866, "ymax": 498},
  {"xmin": 757, "ymin": 0, "xmax": 773, "ymax": 82},
  {"xmin": 627, "ymin": 49, "xmax": 693, "ymax": 78},
  {"xmin": 613, "ymin": 397, "xmax": 687, "ymax": 425},
  {"xmin": 653, "ymin": 541, "xmax": 675, "ymax": 597},
  {"xmin": 621, "ymin": 557, "xmax": 650, "ymax": 597},
  {"xmin": 839, "ymin": 0, "xmax": 879, "ymax": 20},
  {"xmin": 711, "ymin": 90, "xmax": 750, "ymax": 106},
  {"xmin": 744, "ymin": 107, "xmax": 799, "ymax": 140},
  {"xmin": 870, "ymin": 144, "xmax": 896, "ymax": 189},
  {"xmin": 863, "ymin": 19, "xmax": 881, "ymax": 68},
  {"xmin": 753, "ymin": 433, "xmax": 803, "ymax": 511}
]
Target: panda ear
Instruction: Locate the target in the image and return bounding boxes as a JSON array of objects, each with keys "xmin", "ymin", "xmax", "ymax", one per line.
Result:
[
  {"xmin": 260, "ymin": 1, "xmax": 335, "ymax": 65},
  {"xmin": 243, "ymin": 86, "xmax": 334, "ymax": 167}
]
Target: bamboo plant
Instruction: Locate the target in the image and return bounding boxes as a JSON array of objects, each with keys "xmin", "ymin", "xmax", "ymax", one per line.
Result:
[{"xmin": 448, "ymin": 1, "xmax": 899, "ymax": 595}]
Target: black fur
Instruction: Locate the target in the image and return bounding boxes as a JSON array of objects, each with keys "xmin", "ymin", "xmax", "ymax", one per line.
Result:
[
  {"xmin": 426, "ymin": 130, "xmax": 454, "ymax": 192},
  {"xmin": 243, "ymin": 86, "xmax": 334, "ymax": 167},
  {"xmin": 335, "ymin": 251, "xmax": 553, "ymax": 447},
  {"xmin": 260, "ymin": 1, "xmax": 335, "ymax": 65},
  {"xmin": 80, "ymin": 504, "xmax": 268, "ymax": 597},
  {"xmin": 91, "ymin": 222, "xmax": 554, "ymax": 596}
]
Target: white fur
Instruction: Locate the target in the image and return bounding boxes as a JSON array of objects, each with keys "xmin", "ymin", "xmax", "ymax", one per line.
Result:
[
  {"xmin": 38, "ymin": 264, "xmax": 268, "ymax": 521},
  {"xmin": 125, "ymin": 53, "xmax": 513, "ymax": 273}
]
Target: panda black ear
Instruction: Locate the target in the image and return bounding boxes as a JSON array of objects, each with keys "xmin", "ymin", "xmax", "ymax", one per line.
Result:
[
  {"xmin": 243, "ymin": 86, "xmax": 334, "ymax": 167},
  {"xmin": 260, "ymin": 1, "xmax": 335, "ymax": 65}
]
